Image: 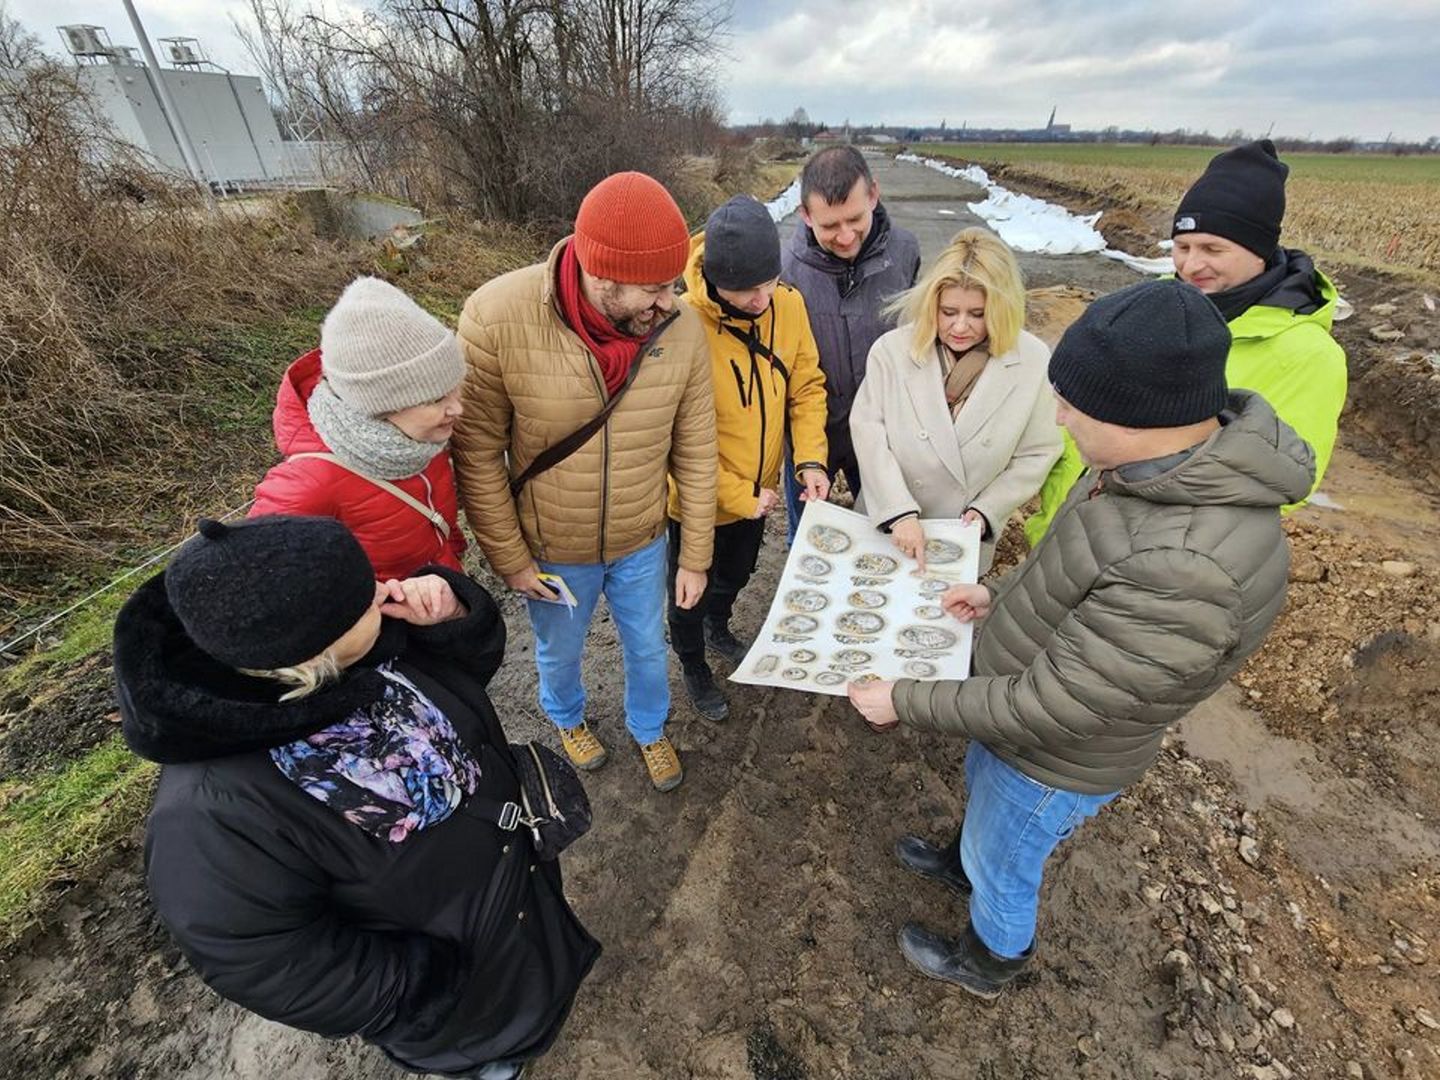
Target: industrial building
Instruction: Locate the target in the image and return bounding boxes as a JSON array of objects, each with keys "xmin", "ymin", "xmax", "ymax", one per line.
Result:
[{"xmin": 56, "ymin": 24, "xmax": 328, "ymax": 190}]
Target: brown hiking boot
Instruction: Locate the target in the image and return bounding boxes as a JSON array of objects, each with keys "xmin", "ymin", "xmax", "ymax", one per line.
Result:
[
  {"xmin": 640, "ymin": 735, "xmax": 683, "ymax": 792},
  {"xmin": 558, "ymin": 722, "xmax": 608, "ymax": 771}
]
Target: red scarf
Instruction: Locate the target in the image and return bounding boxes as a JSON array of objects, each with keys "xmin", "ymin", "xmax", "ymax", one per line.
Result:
[{"xmin": 556, "ymin": 240, "xmax": 644, "ymax": 395}]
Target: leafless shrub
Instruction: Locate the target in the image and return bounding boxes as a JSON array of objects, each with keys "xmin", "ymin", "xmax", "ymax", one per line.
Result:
[{"xmin": 0, "ymin": 60, "xmax": 354, "ymax": 598}]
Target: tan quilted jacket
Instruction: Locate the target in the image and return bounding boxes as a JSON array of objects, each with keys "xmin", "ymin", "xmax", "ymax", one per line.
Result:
[{"xmin": 452, "ymin": 240, "xmax": 717, "ymax": 576}]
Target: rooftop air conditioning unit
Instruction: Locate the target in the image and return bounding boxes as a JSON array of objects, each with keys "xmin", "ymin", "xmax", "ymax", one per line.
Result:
[
  {"xmin": 166, "ymin": 42, "xmax": 199, "ymax": 65},
  {"xmin": 61, "ymin": 25, "xmax": 106, "ymax": 56}
]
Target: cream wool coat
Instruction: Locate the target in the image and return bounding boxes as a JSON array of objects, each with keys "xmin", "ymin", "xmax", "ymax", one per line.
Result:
[{"xmin": 850, "ymin": 326, "xmax": 1062, "ymax": 570}]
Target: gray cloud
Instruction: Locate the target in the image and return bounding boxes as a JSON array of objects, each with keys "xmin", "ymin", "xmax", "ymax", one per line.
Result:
[
  {"xmin": 13, "ymin": 0, "xmax": 1436, "ymax": 141},
  {"xmin": 725, "ymin": 0, "xmax": 1440, "ymax": 141}
]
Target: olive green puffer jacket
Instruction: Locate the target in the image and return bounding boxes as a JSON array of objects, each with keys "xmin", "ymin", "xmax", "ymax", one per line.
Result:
[{"xmin": 893, "ymin": 391, "xmax": 1315, "ymax": 794}]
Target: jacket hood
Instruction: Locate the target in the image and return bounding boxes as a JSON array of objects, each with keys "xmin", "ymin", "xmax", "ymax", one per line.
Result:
[
  {"xmin": 1106, "ymin": 390, "xmax": 1315, "ymax": 509},
  {"xmin": 1229, "ymin": 257, "xmax": 1340, "ymax": 340},
  {"xmin": 787, "ymin": 200, "xmax": 895, "ymax": 275},
  {"xmin": 115, "ymin": 568, "xmax": 498, "ymax": 764},
  {"xmin": 682, "ymin": 233, "xmax": 777, "ymax": 332},
  {"xmin": 682, "ymin": 233, "xmax": 722, "ymax": 321},
  {"xmin": 272, "ymin": 348, "xmax": 328, "ymax": 455}
]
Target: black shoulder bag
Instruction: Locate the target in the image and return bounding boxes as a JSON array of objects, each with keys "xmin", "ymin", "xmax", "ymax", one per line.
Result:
[
  {"xmin": 509, "ymin": 314, "xmax": 678, "ymax": 498},
  {"xmin": 469, "ymin": 742, "xmax": 592, "ymax": 860}
]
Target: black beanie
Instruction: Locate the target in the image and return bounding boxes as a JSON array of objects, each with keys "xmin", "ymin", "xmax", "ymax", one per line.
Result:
[
  {"xmin": 164, "ymin": 516, "xmax": 377, "ymax": 670},
  {"xmin": 1172, "ymin": 139, "xmax": 1288, "ymax": 258},
  {"xmin": 1048, "ymin": 280, "xmax": 1230, "ymax": 429},
  {"xmin": 703, "ymin": 195, "xmax": 781, "ymax": 290}
]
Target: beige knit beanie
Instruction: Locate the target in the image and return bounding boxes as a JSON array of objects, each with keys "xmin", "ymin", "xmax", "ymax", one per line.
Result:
[{"xmin": 318, "ymin": 277, "xmax": 464, "ymax": 416}]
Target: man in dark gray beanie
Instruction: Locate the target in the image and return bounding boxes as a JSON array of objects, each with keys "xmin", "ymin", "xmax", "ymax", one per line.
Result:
[
  {"xmin": 667, "ymin": 195, "xmax": 829, "ymax": 720},
  {"xmin": 848, "ymin": 278, "xmax": 1315, "ymax": 1000},
  {"xmin": 1028, "ymin": 139, "xmax": 1346, "ymax": 544}
]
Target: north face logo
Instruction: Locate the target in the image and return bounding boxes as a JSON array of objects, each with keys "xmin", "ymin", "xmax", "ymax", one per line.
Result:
[{"xmin": 1174, "ymin": 215, "xmax": 1197, "ymax": 232}]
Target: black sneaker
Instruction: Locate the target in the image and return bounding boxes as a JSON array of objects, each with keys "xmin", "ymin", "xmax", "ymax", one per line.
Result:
[
  {"xmin": 703, "ymin": 623, "xmax": 751, "ymax": 666},
  {"xmin": 897, "ymin": 922, "xmax": 1033, "ymax": 1001},
  {"xmin": 894, "ymin": 832, "xmax": 972, "ymax": 897},
  {"xmin": 682, "ymin": 660, "xmax": 729, "ymax": 721}
]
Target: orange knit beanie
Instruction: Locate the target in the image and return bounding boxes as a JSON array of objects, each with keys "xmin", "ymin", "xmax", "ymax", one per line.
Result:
[{"xmin": 572, "ymin": 172, "xmax": 690, "ymax": 285}]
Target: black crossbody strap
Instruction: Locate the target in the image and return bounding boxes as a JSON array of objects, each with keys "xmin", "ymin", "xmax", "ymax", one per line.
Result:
[
  {"xmin": 721, "ymin": 322, "xmax": 790, "ymax": 382},
  {"xmin": 509, "ymin": 314, "xmax": 677, "ymax": 498}
]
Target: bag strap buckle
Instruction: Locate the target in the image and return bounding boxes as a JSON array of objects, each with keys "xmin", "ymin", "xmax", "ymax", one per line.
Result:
[{"xmin": 497, "ymin": 801, "xmax": 522, "ymax": 832}]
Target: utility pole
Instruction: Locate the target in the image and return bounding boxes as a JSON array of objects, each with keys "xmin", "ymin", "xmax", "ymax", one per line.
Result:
[{"xmin": 121, "ymin": 0, "xmax": 210, "ymax": 196}]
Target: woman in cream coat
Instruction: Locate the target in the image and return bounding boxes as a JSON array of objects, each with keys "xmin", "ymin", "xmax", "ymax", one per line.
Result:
[{"xmin": 850, "ymin": 228, "xmax": 1062, "ymax": 572}]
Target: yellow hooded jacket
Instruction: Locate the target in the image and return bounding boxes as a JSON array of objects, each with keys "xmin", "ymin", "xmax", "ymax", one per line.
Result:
[{"xmin": 669, "ymin": 232, "xmax": 828, "ymax": 526}]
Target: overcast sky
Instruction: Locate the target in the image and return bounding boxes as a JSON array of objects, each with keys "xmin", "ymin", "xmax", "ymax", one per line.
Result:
[{"xmin": 11, "ymin": 0, "xmax": 1439, "ymax": 142}]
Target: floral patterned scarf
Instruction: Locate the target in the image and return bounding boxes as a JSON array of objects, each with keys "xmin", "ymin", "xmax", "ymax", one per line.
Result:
[{"xmin": 269, "ymin": 664, "xmax": 481, "ymax": 842}]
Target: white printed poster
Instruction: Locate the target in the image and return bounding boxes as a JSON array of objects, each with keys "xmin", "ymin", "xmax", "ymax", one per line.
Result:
[{"xmin": 731, "ymin": 501, "xmax": 981, "ymax": 697}]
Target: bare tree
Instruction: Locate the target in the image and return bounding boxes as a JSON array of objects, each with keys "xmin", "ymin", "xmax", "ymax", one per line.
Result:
[
  {"xmin": 232, "ymin": 0, "xmax": 731, "ymax": 222},
  {"xmin": 0, "ymin": 2, "xmax": 45, "ymax": 69}
]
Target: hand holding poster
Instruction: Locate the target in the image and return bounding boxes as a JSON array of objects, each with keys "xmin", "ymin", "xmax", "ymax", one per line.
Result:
[{"xmin": 730, "ymin": 501, "xmax": 982, "ymax": 697}]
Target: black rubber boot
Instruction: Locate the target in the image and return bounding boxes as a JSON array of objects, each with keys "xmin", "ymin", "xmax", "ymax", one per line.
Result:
[
  {"xmin": 682, "ymin": 659, "xmax": 729, "ymax": 721},
  {"xmin": 893, "ymin": 827, "xmax": 971, "ymax": 897},
  {"xmin": 897, "ymin": 922, "xmax": 1033, "ymax": 1001},
  {"xmin": 703, "ymin": 622, "xmax": 751, "ymax": 666}
]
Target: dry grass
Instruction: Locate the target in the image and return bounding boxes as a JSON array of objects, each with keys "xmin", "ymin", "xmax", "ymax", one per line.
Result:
[{"xmin": 0, "ymin": 64, "xmax": 360, "ymax": 601}]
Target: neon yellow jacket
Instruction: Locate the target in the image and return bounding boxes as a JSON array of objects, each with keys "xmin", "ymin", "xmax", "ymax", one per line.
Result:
[{"xmin": 1024, "ymin": 269, "xmax": 1347, "ymax": 547}]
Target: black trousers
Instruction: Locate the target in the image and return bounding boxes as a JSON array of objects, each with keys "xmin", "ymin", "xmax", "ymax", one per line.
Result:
[{"xmin": 667, "ymin": 517, "xmax": 766, "ymax": 664}]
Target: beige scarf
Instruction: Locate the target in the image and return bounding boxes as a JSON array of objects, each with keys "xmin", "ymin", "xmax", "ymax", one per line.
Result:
[{"xmin": 939, "ymin": 341, "xmax": 990, "ymax": 419}]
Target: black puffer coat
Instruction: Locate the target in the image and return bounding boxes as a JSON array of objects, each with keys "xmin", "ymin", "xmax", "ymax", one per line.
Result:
[{"xmin": 115, "ymin": 567, "xmax": 599, "ymax": 1075}]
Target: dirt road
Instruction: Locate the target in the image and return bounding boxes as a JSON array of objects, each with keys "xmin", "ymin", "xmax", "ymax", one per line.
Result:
[{"xmin": 4, "ymin": 156, "xmax": 1439, "ymax": 1080}]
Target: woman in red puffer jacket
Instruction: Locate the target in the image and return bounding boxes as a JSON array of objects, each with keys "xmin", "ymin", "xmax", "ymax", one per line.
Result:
[{"xmin": 251, "ymin": 277, "xmax": 468, "ymax": 580}]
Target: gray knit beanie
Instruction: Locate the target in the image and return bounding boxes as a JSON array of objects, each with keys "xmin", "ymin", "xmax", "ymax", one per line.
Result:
[
  {"xmin": 703, "ymin": 195, "xmax": 781, "ymax": 290},
  {"xmin": 319, "ymin": 277, "xmax": 464, "ymax": 416},
  {"xmin": 1048, "ymin": 279, "xmax": 1230, "ymax": 429}
]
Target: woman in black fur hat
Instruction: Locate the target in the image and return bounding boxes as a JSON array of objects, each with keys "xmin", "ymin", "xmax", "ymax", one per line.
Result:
[{"xmin": 114, "ymin": 515, "xmax": 598, "ymax": 1080}]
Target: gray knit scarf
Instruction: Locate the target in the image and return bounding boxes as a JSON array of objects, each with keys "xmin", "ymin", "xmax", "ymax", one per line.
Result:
[{"xmin": 307, "ymin": 378, "xmax": 446, "ymax": 480}]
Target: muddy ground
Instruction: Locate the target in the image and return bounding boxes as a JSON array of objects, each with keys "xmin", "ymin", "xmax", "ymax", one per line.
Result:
[{"xmin": 3, "ymin": 156, "xmax": 1439, "ymax": 1080}]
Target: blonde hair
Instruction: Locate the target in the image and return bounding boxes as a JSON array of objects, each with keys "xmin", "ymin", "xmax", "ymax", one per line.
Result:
[
  {"xmin": 240, "ymin": 651, "xmax": 342, "ymax": 702},
  {"xmin": 886, "ymin": 227, "xmax": 1025, "ymax": 360}
]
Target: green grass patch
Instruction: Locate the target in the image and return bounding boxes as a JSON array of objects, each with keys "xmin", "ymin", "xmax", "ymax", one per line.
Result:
[
  {"xmin": 2, "ymin": 587, "xmax": 134, "ymax": 698},
  {"xmin": 188, "ymin": 306, "xmax": 330, "ymax": 434},
  {"xmin": 924, "ymin": 142, "xmax": 1440, "ymax": 184},
  {"xmin": 0, "ymin": 734, "xmax": 157, "ymax": 947}
]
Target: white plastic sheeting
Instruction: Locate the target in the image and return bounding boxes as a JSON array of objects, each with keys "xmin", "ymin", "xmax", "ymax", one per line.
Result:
[
  {"xmin": 765, "ymin": 178, "xmax": 801, "ymax": 222},
  {"xmin": 1100, "ymin": 249, "xmax": 1176, "ymax": 274},
  {"xmin": 897, "ymin": 153, "xmax": 1108, "ymax": 256}
]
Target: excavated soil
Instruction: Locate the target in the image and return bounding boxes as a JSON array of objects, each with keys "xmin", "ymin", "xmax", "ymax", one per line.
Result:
[{"xmin": 3, "ymin": 164, "xmax": 1440, "ymax": 1080}]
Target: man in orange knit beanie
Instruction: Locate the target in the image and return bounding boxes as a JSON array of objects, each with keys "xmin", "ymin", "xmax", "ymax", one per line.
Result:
[{"xmin": 452, "ymin": 172, "xmax": 718, "ymax": 792}]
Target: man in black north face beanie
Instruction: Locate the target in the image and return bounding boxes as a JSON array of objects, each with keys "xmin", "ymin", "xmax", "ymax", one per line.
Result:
[
  {"xmin": 1024, "ymin": 140, "xmax": 1344, "ymax": 548},
  {"xmin": 1172, "ymin": 139, "xmax": 1288, "ymax": 260},
  {"xmin": 1048, "ymin": 279, "xmax": 1230, "ymax": 430}
]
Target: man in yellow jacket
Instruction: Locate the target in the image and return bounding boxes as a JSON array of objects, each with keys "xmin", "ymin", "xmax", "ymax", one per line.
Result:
[{"xmin": 668, "ymin": 195, "xmax": 829, "ymax": 720}]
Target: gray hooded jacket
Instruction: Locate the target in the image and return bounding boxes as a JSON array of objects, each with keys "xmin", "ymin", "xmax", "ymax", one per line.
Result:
[
  {"xmin": 780, "ymin": 203, "xmax": 921, "ymax": 427},
  {"xmin": 893, "ymin": 390, "xmax": 1316, "ymax": 794}
]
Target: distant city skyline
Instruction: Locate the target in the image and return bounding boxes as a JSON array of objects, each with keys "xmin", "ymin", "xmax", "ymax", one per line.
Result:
[{"xmin": 9, "ymin": 1, "xmax": 1438, "ymax": 144}]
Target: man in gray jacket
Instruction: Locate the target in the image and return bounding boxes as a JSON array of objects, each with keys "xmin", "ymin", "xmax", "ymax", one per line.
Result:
[
  {"xmin": 780, "ymin": 146, "xmax": 921, "ymax": 542},
  {"xmin": 848, "ymin": 279, "xmax": 1314, "ymax": 999}
]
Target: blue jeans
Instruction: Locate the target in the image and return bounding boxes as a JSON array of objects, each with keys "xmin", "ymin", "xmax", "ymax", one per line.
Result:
[
  {"xmin": 958, "ymin": 742, "xmax": 1119, "ymax": 959},
  {"xmin": 526, "ymin": 534, "xmax": 669, "ymax": 745}
]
